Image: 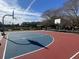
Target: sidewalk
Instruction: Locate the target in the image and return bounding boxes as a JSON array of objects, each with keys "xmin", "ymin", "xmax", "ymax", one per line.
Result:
[{"xmin": 0, "ymin": 36, "xmax": 7, "ymax": 59}]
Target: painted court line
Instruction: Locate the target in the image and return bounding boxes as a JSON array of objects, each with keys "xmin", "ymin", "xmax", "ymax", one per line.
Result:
[
  {"xmin": 70, "ymin": 51, "xmax": 79, "ymax": 59},
  {"xmin": 2, "ymin": 38, "xmax": 8, "ymax": 59},
  {"xmin": 11, "ymin": 36, "xmax": 55, "ymax": 59}
]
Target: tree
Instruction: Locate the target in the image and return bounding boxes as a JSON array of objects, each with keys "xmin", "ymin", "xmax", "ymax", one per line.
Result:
[
  {"xmin": 62, "ymin": 0, "xmax": 79, "ymax": 27},
  {"xmin": 42, "ymin": 8, "xmax": 65, "ymax": 29},
  {"xmin": 42, "ymin": 0, "xmax": 79, "ymax": 30}
]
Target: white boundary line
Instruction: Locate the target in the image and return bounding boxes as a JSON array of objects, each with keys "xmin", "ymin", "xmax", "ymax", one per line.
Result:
[
  {"xmin": 2, "ymin": 38, "xmax": 8, "ymax": 59},
  {"xmin": 11, "ymin": 34, "xmax": 55, "ymax": 59},
  {"xmin": 70, "ymin": 51, "xmax": 79, "ymax": 59}
]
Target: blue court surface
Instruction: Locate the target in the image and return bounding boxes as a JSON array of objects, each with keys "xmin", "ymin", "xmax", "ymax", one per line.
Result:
[{"xmin": 4, "ymin": 31, "xmax": 53, "ymax": 59}]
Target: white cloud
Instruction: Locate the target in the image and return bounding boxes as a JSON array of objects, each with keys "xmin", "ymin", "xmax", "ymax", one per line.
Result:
[{"xmin": 0, "ymin": 0, "xmax": 43, "ymax": 24}]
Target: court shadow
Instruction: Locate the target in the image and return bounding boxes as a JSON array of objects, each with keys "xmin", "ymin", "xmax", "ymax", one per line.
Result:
[
  {"xmin": 7, "ymin": 38, "xmax": 48, "ymax": 49},
  {"xmin": 27, "ymin": 39, "xmax": 48, "ymax": 49},
  {"xmin": 8, "ymin": 39, "xmax": 30, "ymax": 45}
]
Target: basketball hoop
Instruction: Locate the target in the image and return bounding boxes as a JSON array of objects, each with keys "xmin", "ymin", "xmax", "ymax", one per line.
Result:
[{"xmin": 1, "ymin": 10, "xmax": 15, "ymax": 37}]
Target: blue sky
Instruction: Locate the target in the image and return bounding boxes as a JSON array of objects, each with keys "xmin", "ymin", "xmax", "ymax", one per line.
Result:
[
  {"xmin": 18, "ymin": 0, "xmax": 67, "ymax": 13},
  {"xmin": 0, "ymin": 0, "xmax": 68, "ymax": 24}
]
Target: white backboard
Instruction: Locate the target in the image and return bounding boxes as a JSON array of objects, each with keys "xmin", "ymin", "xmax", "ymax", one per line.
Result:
[{"xmin": 54, "ymin": 19, "xmax": 61, "ymax": 24}]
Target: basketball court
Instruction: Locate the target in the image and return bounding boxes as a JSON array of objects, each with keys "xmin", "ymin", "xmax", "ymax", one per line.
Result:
[{"xmin": 0, "ymin": 31, "xmax": 79, "ymax": 59}]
